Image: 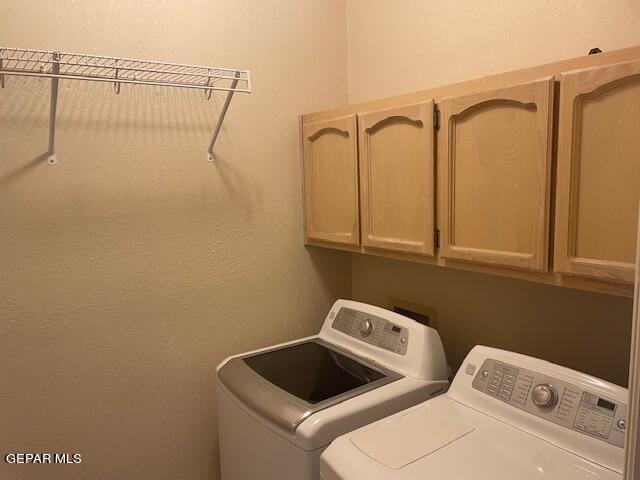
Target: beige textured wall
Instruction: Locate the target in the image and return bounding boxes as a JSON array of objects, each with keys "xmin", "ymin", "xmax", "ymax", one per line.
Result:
[
  {"xmin": 0, "ymin": 1, "xmax": 349, "ymax": 479},
  {"xmin": 352, "ymin": 256, "xmax": 633, "ymax": 386},
  {"xmin": 347, "ymin": 0, "xmax": 640, "ymax": 103},
  {"xmin": 347, "ymin": 1, "xmax": 640, "ymax": 385}
]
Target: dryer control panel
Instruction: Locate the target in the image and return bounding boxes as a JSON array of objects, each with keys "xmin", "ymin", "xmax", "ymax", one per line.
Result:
[
  {"xmin": 471, "ymin": 358, "xmax": 627, "ymax": 448},
  {"xmin": 331, "ymin": 307, "xmax": 408, "ymax": 355}
]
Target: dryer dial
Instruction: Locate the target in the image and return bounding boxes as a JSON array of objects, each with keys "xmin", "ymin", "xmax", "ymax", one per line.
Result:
[{"xmin": 532, "ymin": 384, "xmax": 558, "ymax": 409}]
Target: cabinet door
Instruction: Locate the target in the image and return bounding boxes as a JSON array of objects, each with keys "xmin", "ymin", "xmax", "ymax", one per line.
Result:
[
  {"xmin": 302, "ymin": 115, "xmax": 359, "ymax": 247},
  {"xmin": 439, "ymin": 78, "xmax": 554, "ymax": 271},
  {"xmin": 554, "ymin": 60, "xmax": 640, "ymax": 283},
  {"xmin": 358, "ymin": 101, "xmax": 435, "ymax": 256}
]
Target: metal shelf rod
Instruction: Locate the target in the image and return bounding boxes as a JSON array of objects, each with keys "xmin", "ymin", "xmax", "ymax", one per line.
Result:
[
  {"xmin": 0, "ymin": 70, "xmax": 250, "ymax": 93},
  {"xmin": 3, "ymin": 49, "xmax": 244, "ymax": 75},
  {"xmin": 15, "ymin": 63, "xmax": 242, "ymax": 82}
]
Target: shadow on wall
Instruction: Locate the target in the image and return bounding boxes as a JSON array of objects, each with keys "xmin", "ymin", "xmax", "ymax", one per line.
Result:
[
  {"xmin": 351, "ymin": 255, "xmax": 634, "ymax": 387},
  {"xmin": 306, "ymin": 246, "xmax": 353, "ymax": 301},
  {"xmin": 0, "ymin": 152, "xmax": 46, "ymax": 185},
  {"xmin": 0, "ymin": 76, "xmax": 261, "ymax": 224}
]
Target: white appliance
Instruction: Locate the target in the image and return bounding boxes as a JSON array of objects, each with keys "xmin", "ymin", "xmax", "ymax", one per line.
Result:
[
  {"xmin": 321, "ymin": 345, "xmax": 628, "ymax": 480},
  {"xmin": 216, "ymin": 299, "xmax": 449, "ymax": 480},
  {"xmin": 623, "ymin": 206, "xmax": 640, "ymax": 478}
]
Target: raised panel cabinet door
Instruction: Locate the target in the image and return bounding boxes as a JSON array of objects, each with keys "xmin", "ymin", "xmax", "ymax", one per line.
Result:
[
  {"xmin": 554, "ymin": 60, "xmax": 640, "ymax": 283},
  {"xmin": 302, "ymin": 115, "xmax": 359, "ymax": 247},
  {"xmin": 358, "ymin": 101, "xmax": 435, "ymax": 256},
  {"xmin": 439, "ymin": 77, "xmax": 554, "ymax": 271}
]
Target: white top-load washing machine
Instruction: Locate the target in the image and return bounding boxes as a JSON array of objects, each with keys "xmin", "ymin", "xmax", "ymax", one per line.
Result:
[
  {"xmin": 321, "ymin": 345, "xmax": 628, "ymax": 480},
  {"xmin": 216, "ymin": 299, "xmax": 449, "ymax": 480}
]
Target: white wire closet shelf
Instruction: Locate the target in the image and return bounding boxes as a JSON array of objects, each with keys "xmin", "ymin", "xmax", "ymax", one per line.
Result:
[{"xmin": 0, "ymin": 47, "xmax": 252, "ymax": 164}]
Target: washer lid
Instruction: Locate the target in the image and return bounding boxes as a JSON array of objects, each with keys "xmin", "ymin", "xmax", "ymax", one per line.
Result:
[
  {"xmin": 351, "ymin": 406, "xmax": 474, "ymax": 469},
  {"xmin": 320, "ymin": 397, "xmax": 623, "ymax": 480},
  {"xmin": 217, "ymin": 338, "xmax": 402, "ymax": 434}
]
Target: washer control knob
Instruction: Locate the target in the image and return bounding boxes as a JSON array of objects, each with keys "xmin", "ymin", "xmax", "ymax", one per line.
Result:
[
  {"xmin": 532, "ymin": 384, "xmax": 558, "ymax": 409},
  {"xmin": 359, "ymin": 319, "xmax": 373, "ymax": 337},
  {"xmin": 617, "ymin": 419, "xmax": 626, "ymax": 431}
]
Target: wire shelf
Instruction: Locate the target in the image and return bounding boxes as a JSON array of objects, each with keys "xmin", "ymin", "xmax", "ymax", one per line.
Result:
[
  {"xmin": 0, "ymin": 47, "xmax": 251, "ymax": 164},
  {"xmin": 0, "ymin": 47, "xmax": 251, "ymax": 93}
]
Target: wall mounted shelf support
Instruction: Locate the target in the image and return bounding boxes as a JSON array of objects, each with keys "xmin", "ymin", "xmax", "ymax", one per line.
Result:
[
  {"xmin": 47, "ymin": 52, "xmax": 60, "ymax": 165},
  {"xmin": 207, "ymin": 72, "xmax": 241, "ymax": 162},
  {"xmin": 0, "ymin": 47, "xmax": 251, "ymax": 165}
]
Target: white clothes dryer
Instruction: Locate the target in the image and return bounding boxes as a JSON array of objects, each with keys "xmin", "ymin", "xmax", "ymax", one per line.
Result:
[{"xmin": 321, "ymin": 345, "xmax": 628, "ymax": 480}]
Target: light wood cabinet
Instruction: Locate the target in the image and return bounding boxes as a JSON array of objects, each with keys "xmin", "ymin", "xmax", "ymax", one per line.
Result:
[
  {"xmin": 554, "ymin": 60, "xmax": 640, "ymax": 283},
  {"xmin": 358, "ymin": 101, "xmax": 435, "ymax": 256},
  {"xmin": 302, "ymin": 115, "xmax": 359, "ymax": 247},
  {"xmin": 438, "ymin": 78, "xmax": 554, "ymax": 271},
  {"xmin": 301, "ymin": 46, "xmax": 640, "ymax": 296}
]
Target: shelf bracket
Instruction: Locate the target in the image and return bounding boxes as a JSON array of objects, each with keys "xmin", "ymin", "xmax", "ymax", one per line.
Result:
[
  {"xmin": 114, "ymin": 61, "xmax": 121, "ymax": 94},
  {"xmin": 204, "ymin": 71, "xmax": 212, "ymax": 100},
  {"xmin": 207, "ymin": 71, "xmax": 241, "ymax": 162},
  {"xmin": 47, "ymin": 51, "xmax": 61, "ymax": 165}
]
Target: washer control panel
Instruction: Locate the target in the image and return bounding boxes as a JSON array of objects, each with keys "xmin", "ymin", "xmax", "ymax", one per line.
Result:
[
  {"xmin": 471, "ymin": 358, "xmax": 627, "ymax": 448},
  {"xmin": 332, "ymin": 307, "xmax": 409, "ymax": 355}
]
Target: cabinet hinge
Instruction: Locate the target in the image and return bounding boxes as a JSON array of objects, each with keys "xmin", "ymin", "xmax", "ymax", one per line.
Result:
[
  {"xmin": 434, "ymin": 229, "xmax": 440, "ymax": 248},
  {"xmin": 434, "ymin": 107, "xmax": 441, "ymax": 130}
]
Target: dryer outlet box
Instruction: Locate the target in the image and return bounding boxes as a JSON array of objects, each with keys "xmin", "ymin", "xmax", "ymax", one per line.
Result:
[{"xmin": 389, "ymin": 298, "xmax": 438, "ymax": 330}]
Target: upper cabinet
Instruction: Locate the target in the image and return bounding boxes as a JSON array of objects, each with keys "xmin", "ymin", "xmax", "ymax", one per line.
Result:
[
  {"xmin": 438, "ymin": 78, "xmax": 555, "ymax": 271},
  {"xmin": 301, "ymin": 47, "xmax": 640, "ymax": 296},
  {"xmin": 554, "ymin": 60, "xmax": 640, "ymax": 283},
  {"xmin": 302, "ymin": 115, "xmax": 360, "ymax": 248},
  {"xmin": 358, "ymin": 101, "xmax": 436, "ymax": 256}
]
